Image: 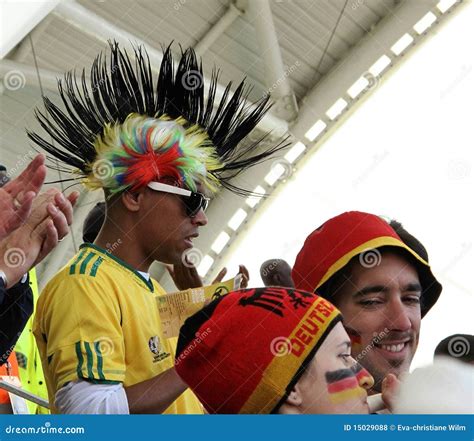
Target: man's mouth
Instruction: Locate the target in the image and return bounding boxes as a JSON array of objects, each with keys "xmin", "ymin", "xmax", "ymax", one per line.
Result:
[
  {"xmin": 184, "ymin": 233, "xmax": 199, "ymax": 247},
  {"xmin": 374, "ymin": 340, "xmax": 411, "ymax": 355}
]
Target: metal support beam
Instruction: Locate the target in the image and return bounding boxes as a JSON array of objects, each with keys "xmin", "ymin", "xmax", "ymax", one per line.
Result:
[
  {"xmin": 53, "ymin": 1, "xmax": 288, "ymax": 137},
  {"xmin": 290, "ymin": 0, "xmax": 439, "ymax": 140},
  {"xmin": 248, "ymin": 0, "xmax": 298, "ymax": 122},
  {"xmin": 194, "ymin": 2, "xmax": 243, "ymax": 56}
]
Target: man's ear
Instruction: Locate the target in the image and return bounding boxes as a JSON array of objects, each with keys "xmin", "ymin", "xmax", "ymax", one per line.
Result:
[
  {"xmin": 285, "ymin": 383, "xmax": 303, "ymax": 407},
  {"xmin": 121, "ymin": 189, "xmax": 143, "ymax": 212}
]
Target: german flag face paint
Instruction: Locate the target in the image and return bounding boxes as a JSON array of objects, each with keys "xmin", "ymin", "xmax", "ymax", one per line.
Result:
[
  {"xmin": 345, "ymin": 326, "xmax": 363, "ymax": 354},
  {"xmin": 326, "ymin": 363, "xmax": 374, "ymax": 404}
]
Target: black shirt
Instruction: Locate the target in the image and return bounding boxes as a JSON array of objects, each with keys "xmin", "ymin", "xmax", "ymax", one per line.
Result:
[{"xmin": 0, "ymin": 276, "xmax": 33, "ymax": 365}]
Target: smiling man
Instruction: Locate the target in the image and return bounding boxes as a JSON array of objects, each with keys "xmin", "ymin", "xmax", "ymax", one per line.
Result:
[
  {"xmin": 292, "ymin": 211, "xmax": 442, "ymax": 393},
  {"xmin": 29, "ymin": 42, "xmax": 283, "ymax": 414}
]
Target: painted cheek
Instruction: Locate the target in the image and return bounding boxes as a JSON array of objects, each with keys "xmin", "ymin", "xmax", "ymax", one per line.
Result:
[{"xmin": 325, "ymin": 369, "xmax": 366, "ymax": 404}]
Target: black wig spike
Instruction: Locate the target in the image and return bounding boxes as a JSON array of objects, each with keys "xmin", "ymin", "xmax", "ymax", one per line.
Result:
[{"xmin": 27, "ymin": 41, "xmax": 288, "ymax": 195}]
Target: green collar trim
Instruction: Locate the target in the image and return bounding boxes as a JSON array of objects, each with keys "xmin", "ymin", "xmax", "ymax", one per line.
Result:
[{"xmin": 79, "ymin": 243, "xmax": 154, "ymax": 292}]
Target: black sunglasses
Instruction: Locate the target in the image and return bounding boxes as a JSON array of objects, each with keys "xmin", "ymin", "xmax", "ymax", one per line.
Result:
[{"xmin": 147, "ymin": 182, "xmax": 210, "ymax": 217}]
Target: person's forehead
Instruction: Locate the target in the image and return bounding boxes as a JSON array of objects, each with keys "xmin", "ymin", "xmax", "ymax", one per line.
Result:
[{"xmin": 350, "ymin": 249, "xmax": 419, "ymax": 279}]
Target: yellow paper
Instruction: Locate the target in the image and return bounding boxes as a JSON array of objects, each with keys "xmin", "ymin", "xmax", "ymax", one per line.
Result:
[{"xmin": 158, "ymin": 276, "xmax": 241, "ymax": 338}]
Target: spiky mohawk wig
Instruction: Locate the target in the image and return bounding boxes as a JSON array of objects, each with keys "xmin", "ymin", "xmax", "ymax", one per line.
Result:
[{"xmin": 27, "ymin": 41, "xmax": 285, "ymax": 195}]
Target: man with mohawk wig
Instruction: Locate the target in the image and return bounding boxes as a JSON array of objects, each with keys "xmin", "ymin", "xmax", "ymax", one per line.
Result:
[{"xmin": 31, "ymin": 41, "xmax": 285, "ymax": 414}]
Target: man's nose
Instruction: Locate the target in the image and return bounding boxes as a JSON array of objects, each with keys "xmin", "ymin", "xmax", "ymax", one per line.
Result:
[
  {"xmin": 192, "ymin": 208, "xmax": 208, "ymax": 226},
  {"xmin": 387, "ymin": 298, "xmax": 411, "ymax": 331}
]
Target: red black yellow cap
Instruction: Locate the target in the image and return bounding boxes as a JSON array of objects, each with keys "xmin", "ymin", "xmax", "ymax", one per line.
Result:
[
  {"xmin": 292, "ymin": 211, "xmax": 442, "ymax": 317},
  {"xmin": 175, "ymin": 287, "xmax": 342, "ymax": 414}
]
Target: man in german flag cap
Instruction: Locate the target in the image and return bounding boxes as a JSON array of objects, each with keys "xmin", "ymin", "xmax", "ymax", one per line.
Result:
[
  {"xmin": 30, "ymin": 42, "xmax": 285, "ymax": 414},
  {"xmin": 292, "ymin": 211, "xmax": 442, "ymax": 394},
  {"xmin": 175, "ymin": 287, "xmax": 378, "ymax": 414}
]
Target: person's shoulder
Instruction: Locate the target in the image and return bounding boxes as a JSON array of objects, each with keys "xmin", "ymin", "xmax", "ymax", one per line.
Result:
[
  {"xmin": 41, "ymin": 246, "xmax": 118, "ymax": 295},
  {"xmin": 65, "ymin": 245, "xmax": 110, "ymax": 279}
]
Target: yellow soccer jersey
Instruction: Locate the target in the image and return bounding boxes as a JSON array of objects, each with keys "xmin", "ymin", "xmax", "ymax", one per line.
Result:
[{"xmin": 34, "ymin": 243, "xmax": 202, "ymax": 414}]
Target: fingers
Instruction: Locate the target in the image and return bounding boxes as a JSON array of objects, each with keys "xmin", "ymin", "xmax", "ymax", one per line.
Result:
[
  {"xmin": 4, "ymin": 190, "xmax": 36, "ymax": 234},
  {"xmin": 212, "ymin": 267, "xmax": 227, "ymax": 284},
  {"xmin": 5, "ymin": 154, "xmax": 45, "ymax": 197},
  {"xmin": 25, "ymin": 188, "xmax": 59, "ymax": 228},
  {"xmin": 381, "ymin": 373, "xmax": 400, "ymax": 412},
  {"xmin": 67, "ymin": 191, "xmax": 80, "ymax": 208},
  {"xmin": 33, "ymin": 218, "xmax": 58, "ymax": 266},
  {"xmin": 26, "ymin": 162, "xmax": 47, "ymax": 195},
  {"xmin": 53, "ymin": 192, "xmax": 74, "ymax": 226},
  {"xmin": 27, "ymin": 188, "xmax": 75, "ymax": 231},
  {"xmin": 238, "ymin": 264, "xmax": 249, "ymax": 279},
  {"xmin": 47, "ymin": 202, "xmax": 69, "ymax": 241},
  {"xmin": 172, "ymin": 260, "xmax": 203, "ymax": 289},
  {"xmin": 238, "ymin": 264, "xmax": 249, "ymax": 288}
]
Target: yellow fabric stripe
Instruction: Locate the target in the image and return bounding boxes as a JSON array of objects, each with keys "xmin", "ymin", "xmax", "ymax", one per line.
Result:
[
  {"xmin": 239, "ymin": 298, "xmax": 340, "ymax": 414},
  {"xmin": 315, "ymin": 236, "xmax": 430, "ymax": 290}
]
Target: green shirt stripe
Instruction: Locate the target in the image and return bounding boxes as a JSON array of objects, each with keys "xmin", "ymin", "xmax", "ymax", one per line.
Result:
[
  {"xmin": 79, "ymin": 252, "xmax": 96, "ymax": 275},
  {"xmin": 69, "ymin": 249, "xmax": 87, "ymax": 275},
  {"xmin": 84, "ymin": 342, "xmax": 95, "ymax": 380},
  {"xmin": 89, "ymin": 256, "xmax": 104, "ymax": 277},
  {"xmin": 79, "ymin": 243, "xmax": 154, "ymax": 292},
  {"xmin": 75, "ymin": 342, "xmax": 84, "ymax": 378}
]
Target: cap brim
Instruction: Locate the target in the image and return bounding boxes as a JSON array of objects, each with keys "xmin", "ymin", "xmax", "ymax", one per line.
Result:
[{"xmin": 315, "ymin": 236, "xmax": 442, "ymax": 318}]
